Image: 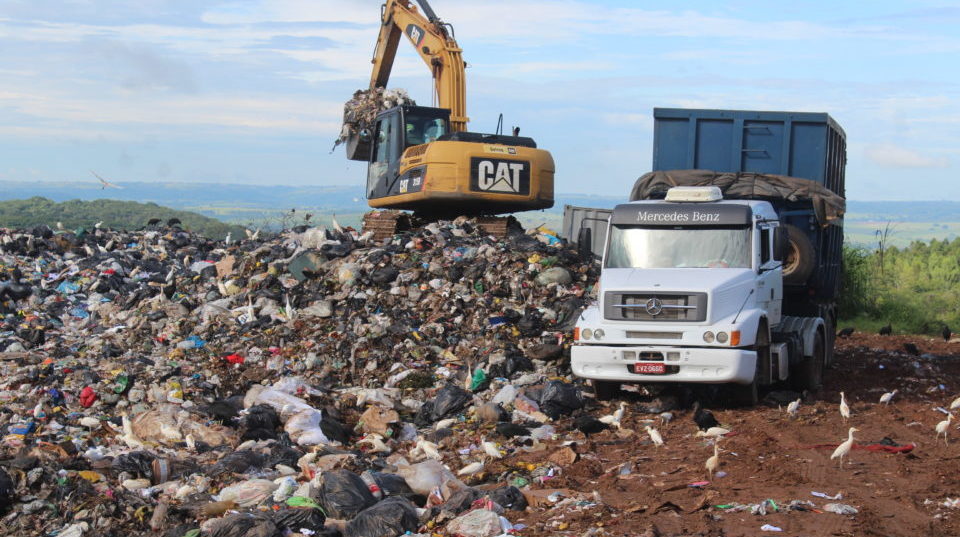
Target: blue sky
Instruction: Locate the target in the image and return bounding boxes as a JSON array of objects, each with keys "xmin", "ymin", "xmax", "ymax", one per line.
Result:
[{"xmin": 0, "ymin": 1, "xmax": 957, "ymax": 200}]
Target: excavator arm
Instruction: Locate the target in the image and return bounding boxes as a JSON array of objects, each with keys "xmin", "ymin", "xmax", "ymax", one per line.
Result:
[{"xmin": 370, "ymin": 0, "xmax": 468, "ymax": 131}]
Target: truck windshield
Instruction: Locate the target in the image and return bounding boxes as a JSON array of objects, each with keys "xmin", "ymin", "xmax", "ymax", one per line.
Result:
[{"xmin": 605, "ymin": 226, "xmax": 752, "ymax": 269}]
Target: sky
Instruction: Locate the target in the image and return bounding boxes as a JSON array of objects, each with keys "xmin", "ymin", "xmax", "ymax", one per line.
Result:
[{"xmin": 0, "ymin": 1, "xmax": 958, "ymax": 201}]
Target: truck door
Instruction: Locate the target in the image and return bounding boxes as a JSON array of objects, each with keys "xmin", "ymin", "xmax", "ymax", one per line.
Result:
[{"xmin": 757, "ymin": 224, "xmax": 783, "ymax": 324}]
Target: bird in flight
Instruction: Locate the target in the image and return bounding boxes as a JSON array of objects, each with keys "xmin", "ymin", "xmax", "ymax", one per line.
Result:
[{"xmin": 91, "ymin": 170, "xmax": 124, "ymax": 189}]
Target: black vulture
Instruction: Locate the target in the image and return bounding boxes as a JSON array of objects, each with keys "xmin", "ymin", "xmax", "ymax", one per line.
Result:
[
  {"xmin": 573, "ymin": 415, "xmax": 608, "ymax": 437},
  {"xmin": 495, "ymin": 422, "xmax": 530, "ymax": 438},
  {"xmin": 692, "ymin": 401, "xmax": 720, "ymax": 431}
]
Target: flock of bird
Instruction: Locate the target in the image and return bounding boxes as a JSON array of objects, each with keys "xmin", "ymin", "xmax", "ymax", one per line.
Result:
[
  {"xmin": 837, "ymin": 324, "xmax": 953, "ymax": 357},
  {"xmin": 814, "ymin": 388, "xmax": 960, "ymax": 467},
  {"xmin": 565, "ymin": 382, "xmax": 960, "ymax": 482}
]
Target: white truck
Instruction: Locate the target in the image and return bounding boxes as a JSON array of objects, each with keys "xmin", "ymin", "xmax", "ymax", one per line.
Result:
[{"xmin": 571, "ymin": 185, "xmax": 834, "ymax": 405}]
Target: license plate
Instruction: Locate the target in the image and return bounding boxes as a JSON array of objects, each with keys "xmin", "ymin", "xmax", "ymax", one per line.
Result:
[{"xmin": 635, "ymin": 362, "xmax": 666, "ymax": 374}]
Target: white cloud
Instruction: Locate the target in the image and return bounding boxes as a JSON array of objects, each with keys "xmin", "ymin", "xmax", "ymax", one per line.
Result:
[
  {"xmin": 0, "ymin": 89, "xmax": 342, "ymax": 136},
  {"xmin": 864, "ymin": 143, "xmax": 949, "ymax": 169}
]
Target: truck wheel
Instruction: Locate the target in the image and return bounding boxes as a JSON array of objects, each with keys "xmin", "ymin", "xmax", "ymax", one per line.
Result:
[
  {"xmin": 593, "ymin": 380, "xmax": 621, "ymax": 401},
  {"xmin": 733, "ymin": 327, "xmax": 768, "ymax": 407},
  {"xmin": 782, "ymin": 224, "xmax": 815, "ymax": 285},
  {"xmin": 792, "ymin": 330, "xmax": 824, "ymax": 392}
]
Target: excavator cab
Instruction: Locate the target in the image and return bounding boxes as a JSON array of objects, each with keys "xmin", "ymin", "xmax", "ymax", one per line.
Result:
[{"xmin": 365, "ymin": 105, "xmax": 450, "ymax": 200}]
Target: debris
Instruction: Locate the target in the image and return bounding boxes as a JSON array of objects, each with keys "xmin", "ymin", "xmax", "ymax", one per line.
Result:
[{"xmin": 824, "ymin": 503, "xmax": 859, "ymax": 515}]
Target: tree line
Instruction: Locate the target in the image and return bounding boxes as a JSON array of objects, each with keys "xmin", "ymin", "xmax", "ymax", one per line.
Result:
[
  {"xmin": 840, "ymin": 236, "xmax": 960, "ymax": 334},
  {"xmin": 0, "ymin": 197, "xmax": 246, "ymax": 240}
]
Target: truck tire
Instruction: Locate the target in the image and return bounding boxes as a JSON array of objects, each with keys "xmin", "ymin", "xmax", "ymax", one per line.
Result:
[
  {"xmin": 791, "ymin": 330, "xmax": 824, "ymax": 392},
  {"xmin": 592, "ymin": 380, "xmax": 621, "ymax": 401},
  {"xmin": 733, "ymin": 326, "xmax": 768, "ymax": 407},
  {"xmin": 782, "ymin": 224, "xmax": 815, "ymax": 285}
]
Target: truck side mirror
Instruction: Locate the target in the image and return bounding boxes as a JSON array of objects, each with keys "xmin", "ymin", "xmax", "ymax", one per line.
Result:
[
  {"xmin": 578, "ymin": 227, "xmax": 593, "ymax": 260},
  {"xmin": 774, "ymin": 227, "xmax": 788, "ymax": 261}
]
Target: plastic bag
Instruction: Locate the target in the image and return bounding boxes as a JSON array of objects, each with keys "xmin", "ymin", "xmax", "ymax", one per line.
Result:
[
  {"xmin": 367, "ymin": 471, "xmax": 414, "ymax": 498},
  {"xmin": 487, "ymin": 486, "xmax": 528, "ymax": 511},
  {"xmin": 272, "ymin": 508, "xmax": 326, "ymax": 534},
  {"xmin": 316, "ymin": 469, "xmax": 378, "ymax": 520},
  {"xmin": 243, "ymin": 385, "xmax": 314, "ymax": 416},
  {"xmin": 0, "ymin": 467, "xmax": 14, "ymax": 513},
  {"xmin": 207, "ymin": 513, "xmax": 282, "ymax": 537},
  {"xmin": 217, "ymin": 479, "xmax": 279, "ymax": 507},
  {"xmin": 443, "ymin": 487, "xmax": 483, "ymax": 515},
  {"xmin": 393, "ymin": 459, "xmax": 458, "ymax": 496},
  {"xmin": 285, "ymin": 409, "xmax": 332, "ymax": 446},
  {"xmin": 111, "ymin": 451, "xmax": 157, "ymax": 479},
  {"xmin": 538, "ymin": 380, "xmax": 584, "ymax": 419},
  {"xmin": 207, "ymin": 450, "xmax": 268, "ymax": 477},
  {"xmin": 445, "ymin": 509, "xmax": 502, "ymax": 537},
  {"xmin": 489, "ymin": 355, "xmax": 534, "ymax": 379},
  {"xmin": 344, "ymin": 497, "xmax": 419, "ymax": 537},
  {"xmin": 430, "ymin": 384, "xmax": 472, "ymax": 421}
]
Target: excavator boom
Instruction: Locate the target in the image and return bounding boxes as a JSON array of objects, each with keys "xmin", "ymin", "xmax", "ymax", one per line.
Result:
[{"xmin": 370, "ymin": 0, "xmax": 467, "ymax": 131}]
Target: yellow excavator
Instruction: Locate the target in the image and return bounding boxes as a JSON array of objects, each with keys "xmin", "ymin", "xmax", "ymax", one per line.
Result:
[{"xmin": 344, "ymin": 0, "xmax": 555, "ymax": 220}]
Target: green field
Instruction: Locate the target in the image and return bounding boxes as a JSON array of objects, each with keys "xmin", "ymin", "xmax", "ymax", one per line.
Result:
[{"xmin": 845, "ymin": 220, "xmax": 960, "ymax": 248}]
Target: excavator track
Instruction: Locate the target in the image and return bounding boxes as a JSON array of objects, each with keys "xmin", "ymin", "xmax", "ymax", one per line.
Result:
[{"xmin": 362, "ymin": 210, "xmax": 517, "ymax": 241}]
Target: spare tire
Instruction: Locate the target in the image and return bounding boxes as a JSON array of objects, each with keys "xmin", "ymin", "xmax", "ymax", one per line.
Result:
[{"xmin": 782, "ymin": 224, "xmax": 815, "ymax": 285}]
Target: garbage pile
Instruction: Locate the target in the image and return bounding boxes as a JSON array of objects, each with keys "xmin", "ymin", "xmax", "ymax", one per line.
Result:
[
  {"xmin": 334, "ymin": 88, "xmax": 416, "ymax": 149},
  {"xmin": 0, "ymin": 218, "xmax": 600, "ymax": 536}
]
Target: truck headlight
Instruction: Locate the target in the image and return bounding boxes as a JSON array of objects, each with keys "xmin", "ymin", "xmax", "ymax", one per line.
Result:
[
  {"xmin": 703, "ymin": 331, "xmax": 715, "ymax": 343},
  {"xmin": 716, "ymin": 331, "xmax": 728, "ymax": 344},
  {"xmin": 581, "ymin": 328, "xmax": 593, "ymax": 340},
  {"xmin": 593, "ymin": 329, "xmax": 605, "ymax": 340}
]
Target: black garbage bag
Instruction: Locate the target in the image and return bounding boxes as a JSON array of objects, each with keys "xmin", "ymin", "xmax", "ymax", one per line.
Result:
[
  {"xmin": 413, "ymin": 401, "xmax": 435, "ymax": 428},
  {"xmin": 442, "ymin": 487, "xmax": 483, "ymax": 514},
  {"xmin": 430, "ymin": 384, "xmax": 472, "ymax": 421},
  {"xmin": 538, "ymin": 380, "xmax": 584, "ymax": 419},
  {"xmin": 164, "ymin": 524, "xmax": 198, "ymax": 537},
  {"xmin": 487, "ymin": 486, "xmax": 528, "ymax": 511},
  {"xmin": 0, "ymin": 467, "xmax": 14, "ymax": 513},
  {"xmin": 207, "ymin": 450, "xmax": 268, "ymax": 476},
  {"xmin": 316, "ymin": 469, "xmax": 378, "ymax": 520},
  {"xmin": 344, "ymin": 497, "xmax": 419, "ymax": 537},
  {"xmin": 368, "ymin": 471, "xmax": 414, "ymax": 497},
  {"xmin": 488, "ymin": 354, "xmax": 534, "ymax": 378},
  {"xmin": 111, "ymin": 451, "xmax": 157, "ymax": 479},
  {"xmin": 273, "ymin": 508, "xmax": 326, "ymax": 534},
  {"xmin": 208, "ymin": 513, "xmax": 282, "ymax": 537},
  {"xmin": 370, "ymin": 267, "xmax": 399, "ymax": 286}
]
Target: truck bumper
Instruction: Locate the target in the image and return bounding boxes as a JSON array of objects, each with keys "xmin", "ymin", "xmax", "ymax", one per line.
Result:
[{"xmin": 571, "ymin": 345, "xmax": 757, "ymax": 385}]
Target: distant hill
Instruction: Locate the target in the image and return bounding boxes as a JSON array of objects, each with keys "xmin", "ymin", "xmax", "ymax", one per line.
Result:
[
  {"xmin": 3, "ymin": 181, "xmax": 960, "ymax": 246},
  {"xmin": 0, "ymin": 197, "xmax": 246, "ymax": 239}
]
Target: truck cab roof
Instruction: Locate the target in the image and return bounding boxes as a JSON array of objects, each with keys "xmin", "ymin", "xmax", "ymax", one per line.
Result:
[{"xmin": 612, "ymin": 199, "xmax": 779, "ymax": 226}]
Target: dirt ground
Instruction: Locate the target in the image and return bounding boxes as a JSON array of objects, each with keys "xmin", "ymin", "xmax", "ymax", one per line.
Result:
[{"xmin": 499, "ymin": 333, "xmax": 960, "ymax": 537}]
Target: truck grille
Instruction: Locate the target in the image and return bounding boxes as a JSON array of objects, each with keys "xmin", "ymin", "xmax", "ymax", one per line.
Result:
[{"xmin": 603, "ymin": 292, "xmax": 707, "ymax": 322}]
